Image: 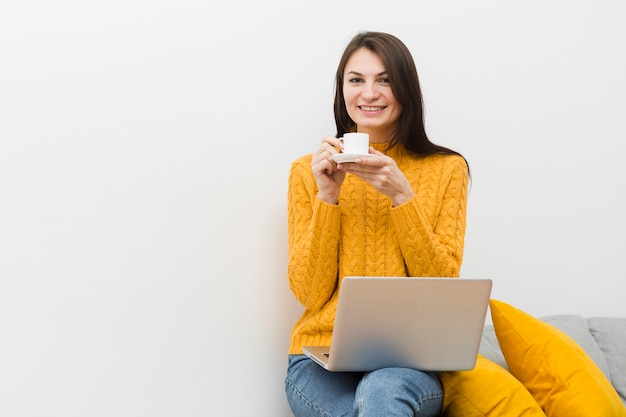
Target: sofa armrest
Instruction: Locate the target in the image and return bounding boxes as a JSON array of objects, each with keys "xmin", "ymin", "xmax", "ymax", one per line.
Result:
[{"xmin": 588, "ymin": 317, "xmax": 626, "ymax": 405}]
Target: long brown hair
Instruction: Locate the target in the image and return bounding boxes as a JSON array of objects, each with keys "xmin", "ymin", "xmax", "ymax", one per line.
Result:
[{"xmin": 333, "ymin": 31, "xmax": 468, "ymax": 171}]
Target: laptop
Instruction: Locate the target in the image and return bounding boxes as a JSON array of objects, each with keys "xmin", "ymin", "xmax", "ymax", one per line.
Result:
[{"xmin": 302, "ymin": 277, "xmax": 492, "ymax": 372}]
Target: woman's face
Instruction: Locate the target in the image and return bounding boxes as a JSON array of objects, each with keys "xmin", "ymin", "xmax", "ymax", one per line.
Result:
[{"xmin": 342, "ymin": 47, "xmax": 402, "ymax": 142}]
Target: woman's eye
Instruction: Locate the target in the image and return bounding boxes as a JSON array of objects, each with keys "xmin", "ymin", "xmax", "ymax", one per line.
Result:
[
  {"xmin": 348, "ymin": 77, "xmax": 363, "ymax": 83},
  {"xmin": 379, "ymin": 78, "xmax": 390, "ymax": 84}
]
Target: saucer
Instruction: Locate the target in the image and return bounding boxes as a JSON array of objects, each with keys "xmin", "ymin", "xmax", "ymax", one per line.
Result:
[{"xmin": 332, "ymin": 153, "xmax": 374, "ymax": 164}]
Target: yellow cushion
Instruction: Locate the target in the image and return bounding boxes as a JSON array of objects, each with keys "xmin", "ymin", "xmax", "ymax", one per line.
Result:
[
  {"xmin": 490, "ymin": 299, "xmax": 626, "ymax": 417},
  {"xmin": 441, "ymin": 355, "xmax": 546, "ymax": 416}
]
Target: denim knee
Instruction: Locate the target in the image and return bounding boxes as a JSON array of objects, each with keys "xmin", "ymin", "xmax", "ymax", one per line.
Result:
[{"xmin": 356, "ymin": 368, "xmax": 443, "ymax": 416}]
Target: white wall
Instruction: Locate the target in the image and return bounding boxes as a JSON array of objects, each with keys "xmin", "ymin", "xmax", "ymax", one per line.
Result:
[{"xmin": 1, "ymin": 0, "xmax": 624, "ymax": 416}]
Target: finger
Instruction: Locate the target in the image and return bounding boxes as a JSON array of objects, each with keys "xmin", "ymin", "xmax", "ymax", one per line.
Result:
[
  {"xmin": 364, "ymin": 146, "xmax": 381, "ymax": 155},
  {"xmin": 316, "ymin": 140, "xmax": 340, "ymax": 157},
  {"xmin": 322, "ymin": 135, "xmax": 343, "ymax": 150},
  {"xmin": 313, "ymin": 148, "xmax": 337, "ymax": 168},
  {"xmin": 315, "ymin": 158, "xmax": 337, "ymax": 176},
  {"xmin": 349, "ymin": 156, "xmax": 385, "ymax": 169}
]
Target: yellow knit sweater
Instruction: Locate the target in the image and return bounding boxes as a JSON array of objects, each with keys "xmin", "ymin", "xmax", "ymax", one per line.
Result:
[{"xmin": 287, "ymin": 142, "xmax": 469, "ymax": 354}]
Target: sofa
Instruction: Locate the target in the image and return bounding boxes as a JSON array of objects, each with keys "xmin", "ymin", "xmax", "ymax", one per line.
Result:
[{"xmin": 440, "ymin": 299, "xmax": 626, "ymax": 417}]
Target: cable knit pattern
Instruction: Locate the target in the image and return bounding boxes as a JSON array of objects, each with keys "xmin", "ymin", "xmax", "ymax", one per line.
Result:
[{"xmin": 287, "ymin": 142, "xmax": 469, "ymax": 354}]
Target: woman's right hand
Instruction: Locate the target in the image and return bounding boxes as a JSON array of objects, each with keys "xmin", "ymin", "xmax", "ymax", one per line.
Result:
[{"xmin": 311, "ymin": 135, "xmax": 346, "ymax": 205}]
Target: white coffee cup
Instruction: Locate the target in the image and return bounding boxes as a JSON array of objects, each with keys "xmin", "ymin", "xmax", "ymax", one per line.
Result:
[{"xmin": 341, "ymin": 132, "xmax": 369, "ymax": 155}]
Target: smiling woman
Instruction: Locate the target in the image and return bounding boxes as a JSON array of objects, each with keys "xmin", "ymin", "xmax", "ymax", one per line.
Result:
[
  {"xmin": 341, "ymin": 48, "xmax": 402, "ymax": 143},
  {"xmin": 2, "ymin": 0, "xmax": 625, "ymax": 415},
  {"xmin": 284, "ymin": 31, "xmax": 471, "ymax": 417}
]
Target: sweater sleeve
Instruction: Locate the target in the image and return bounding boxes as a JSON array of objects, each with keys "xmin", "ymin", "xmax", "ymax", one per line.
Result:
[
  {"xmin": 287, "ymin": 157, "xmax": 341, "ymax": 311},
  {"xmin": 390, "ymin": 155, "xmax": 469, "ymax": 277}
]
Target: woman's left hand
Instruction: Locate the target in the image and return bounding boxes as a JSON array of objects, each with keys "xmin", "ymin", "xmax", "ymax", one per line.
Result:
[{"xmin": 337, "ymin": 147, "xmax": 415, "ymax": 207}]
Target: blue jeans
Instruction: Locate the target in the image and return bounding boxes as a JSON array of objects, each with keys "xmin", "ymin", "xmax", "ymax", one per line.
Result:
[{"xmin": 285, "ymin": 355, "xmax": 443, "ymax": 417}]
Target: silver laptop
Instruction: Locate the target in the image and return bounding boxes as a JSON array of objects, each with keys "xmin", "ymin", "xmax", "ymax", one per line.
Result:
[{"xmin": 303, "ymin": 277, "xmax": 492, "ymax": 372}]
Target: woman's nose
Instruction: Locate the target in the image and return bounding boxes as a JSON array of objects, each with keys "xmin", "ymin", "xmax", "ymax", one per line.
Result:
[{"xmin": 362, "ymin": 82, "xmax": 380, "ymax": 100}]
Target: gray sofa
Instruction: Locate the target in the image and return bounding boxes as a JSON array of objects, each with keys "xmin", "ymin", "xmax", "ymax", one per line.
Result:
[{"xmin": 479, "ymin": 314, "xmax": 626, "ymax": 406}]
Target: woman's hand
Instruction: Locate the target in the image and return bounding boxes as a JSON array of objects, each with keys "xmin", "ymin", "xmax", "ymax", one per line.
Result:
[
  {"xmin": 338, "ymin": 147, "xmax": 415, "ymax": 206},
  {"xmin": 311, "ymin": 136, "xmax": 346, "ymax": 205}
]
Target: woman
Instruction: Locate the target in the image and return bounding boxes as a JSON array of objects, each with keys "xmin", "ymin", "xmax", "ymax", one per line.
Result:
[{"xmin": 285, "ymin": 31, "xmax": 469, "ymax": 417}]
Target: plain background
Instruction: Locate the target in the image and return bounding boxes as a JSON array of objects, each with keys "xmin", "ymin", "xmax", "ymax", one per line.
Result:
[{"xmin": 1, "ymin": 0, "xmax": 625, "ymax": 416}]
